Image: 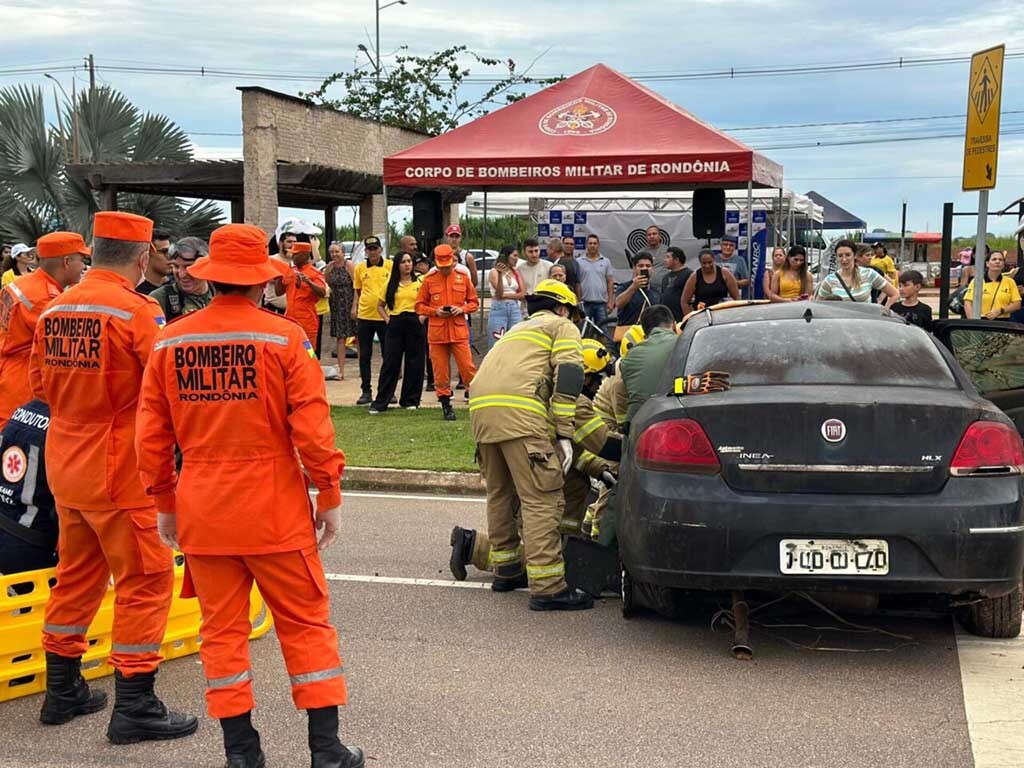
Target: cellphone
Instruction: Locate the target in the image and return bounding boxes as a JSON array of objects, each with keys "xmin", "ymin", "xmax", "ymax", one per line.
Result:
[
  {"xmin": 640, "ymin": 267, "xmax": 650, "ymax": 279},
  {"xmin": 441, "ymin": 305, "xmax": 453, "ymax": 313}
]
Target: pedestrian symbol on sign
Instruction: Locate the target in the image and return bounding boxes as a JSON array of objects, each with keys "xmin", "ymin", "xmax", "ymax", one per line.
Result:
[{"xmin": 971, "ymin": 57, "xmax": 998, "ymax": 124}]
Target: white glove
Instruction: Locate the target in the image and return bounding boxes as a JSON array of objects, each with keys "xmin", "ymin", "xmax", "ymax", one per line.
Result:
[
  {"xmin": 157, "ymin": 512, "xmax": 179, "ymax": 550},
  {"xmin": 315, "ymin": 505, "xmax": 342, "ymax": 550},
  {"xmin": 556, "ymin": 438, "xmax": 573, "ymax": 476}
]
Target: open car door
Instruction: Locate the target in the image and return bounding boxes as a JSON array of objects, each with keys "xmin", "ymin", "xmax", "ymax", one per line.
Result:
[{"xmin": 933, "ymin": 319, "xmax": 1024, "ymax": 433}]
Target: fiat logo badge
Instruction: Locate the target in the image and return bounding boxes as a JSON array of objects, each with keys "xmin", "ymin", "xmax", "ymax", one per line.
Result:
[{"xmin": 821, "ymin": 419, "xmax": 846, "ymax": 443}]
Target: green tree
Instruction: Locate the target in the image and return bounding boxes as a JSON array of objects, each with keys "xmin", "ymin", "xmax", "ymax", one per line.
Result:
[
  {"xmin": 0, "ymin": 84, "xmax": 223, "ymax": 244},
  {"xmin": 301, "ymin": 46, "xmax": 561, "ymax": 136}
]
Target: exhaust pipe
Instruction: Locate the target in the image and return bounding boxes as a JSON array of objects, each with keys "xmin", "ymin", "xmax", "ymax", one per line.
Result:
[{"xmin": 731, "ymin": 591, "xmax": 752, "ymax": 660}]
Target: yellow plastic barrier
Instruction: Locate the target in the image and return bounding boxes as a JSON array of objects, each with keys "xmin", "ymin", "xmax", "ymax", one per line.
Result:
[{"xmin": 0, "ymin": 555, "xmax": 273, "ymax": 703}]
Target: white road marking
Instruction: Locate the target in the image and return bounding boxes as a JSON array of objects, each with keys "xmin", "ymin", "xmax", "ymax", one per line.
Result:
[
  {"xmin": 342, "ymin": 491, "xmax": 487, "ymax": 504},
  {"xmin": 956, "ymin": 628, "xmax": 1024, "ymax": 767},
  {"xmin": 325, "ymin": 572, "xmax": 491, "ymax": 589}
]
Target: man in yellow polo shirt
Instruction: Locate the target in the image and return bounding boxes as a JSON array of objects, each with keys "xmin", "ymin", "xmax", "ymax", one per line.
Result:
[{"xmin": 352, "ymin": 236, "xmax": 392, "ymax": 405}]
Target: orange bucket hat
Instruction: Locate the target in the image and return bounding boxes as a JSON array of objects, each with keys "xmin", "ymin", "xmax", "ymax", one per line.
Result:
[
  {"xmin": 36, "ymin": 231, "xmax": 91, "ymax": 260},
  {"xmin": 93, "ymin": 211, "xmax": 154, "ymax": 243},
  {"xmin": 188, "ymin": 223, "xmax": 282, "ymax": 285}
]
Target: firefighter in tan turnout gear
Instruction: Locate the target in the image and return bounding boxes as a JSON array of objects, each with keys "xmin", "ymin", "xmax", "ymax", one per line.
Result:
[
  {"xmin": 468, "ymin": 279, "xmax": 593, "ymax": 611},
  {"xmin": 450, "ymin": 337, "xmax": 621, "ymax": 580}
]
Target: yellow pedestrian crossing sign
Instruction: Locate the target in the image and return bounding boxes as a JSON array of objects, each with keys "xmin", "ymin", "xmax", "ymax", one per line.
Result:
[{"xmin": 963, "ymin": 44, "xmax": 1004, "ymax": 191}]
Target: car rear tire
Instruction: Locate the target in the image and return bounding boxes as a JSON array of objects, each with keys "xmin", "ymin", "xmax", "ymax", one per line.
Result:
[
  {"xmin": 958, "ymin": 580, "xmax": 1023, "ymax": 639},
  {"xmin": 621, "ymin": 567, "xmax": 638, "ymax": 618}
]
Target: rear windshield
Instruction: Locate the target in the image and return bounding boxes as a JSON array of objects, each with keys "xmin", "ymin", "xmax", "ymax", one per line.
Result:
[{"xmin": 684, "ymin": 319, "xmax": 957, "ymax": 388}]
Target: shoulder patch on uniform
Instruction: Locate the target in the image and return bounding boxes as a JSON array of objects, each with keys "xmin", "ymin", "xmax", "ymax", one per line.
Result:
[
  {"xmin": 302, "ymin": 338, "xmax": 317, "ymax": 358},
  {"xmin": 2, "ymin": 445, "xmax": 28, "ymax": 483}
]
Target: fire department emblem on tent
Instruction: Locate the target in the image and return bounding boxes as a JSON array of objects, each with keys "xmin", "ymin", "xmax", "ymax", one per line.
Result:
[
  {"xmin": 539, "ymin": 98, "xmax": 617, "ymax": 137},
  {"xmin": 2, "ymin": 446, "xmax": 27, "ymax": 483}
]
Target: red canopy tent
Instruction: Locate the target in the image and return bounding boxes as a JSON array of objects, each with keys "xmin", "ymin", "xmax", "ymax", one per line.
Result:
[{"xmin": 383, "ymin": 63, "xmax": 783, "ymax": 191}]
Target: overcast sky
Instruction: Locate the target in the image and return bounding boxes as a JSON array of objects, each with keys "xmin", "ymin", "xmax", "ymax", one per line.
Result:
[{"xmin": 4, "ymin": 0, "xmax": 1023, "ymax": 236}]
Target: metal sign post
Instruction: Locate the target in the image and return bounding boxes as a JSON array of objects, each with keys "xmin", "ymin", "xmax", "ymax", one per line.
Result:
[{"xmin": 962, "ymin": 44, "xmax": 1005, "ymax": 318}]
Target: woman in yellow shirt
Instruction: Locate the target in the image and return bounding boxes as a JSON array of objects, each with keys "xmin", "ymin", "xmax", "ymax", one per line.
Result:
[
  {"xmin": 1, "ymin": 243, "xmax": 36, "ymax": 286},
  {"xmin": 770, "ymin": 245, "xmax": 814, "ymax": 301},
  {"xmin": 352, "ymin": 236, "xmax": 392, "ymax": 404},
  {"xmin": 964, "ymin": 251, "xmax": 1022, "ymax": 319},
  {"xmin": 369, "ymin": 251, "xmax": 424, "ymax": 412}
]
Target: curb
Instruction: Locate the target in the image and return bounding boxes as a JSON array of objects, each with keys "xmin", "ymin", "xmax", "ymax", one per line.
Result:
[{"xmin": 343, "ymin": 466, "xmax": 485, "ymax": 495}]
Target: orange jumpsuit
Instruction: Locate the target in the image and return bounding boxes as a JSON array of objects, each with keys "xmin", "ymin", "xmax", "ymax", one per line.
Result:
[
  {"xmin": 135, "ymin": 294, "xmax": 347, "ymax": 719},
  {"xmin": 29, "ymin": 268, "xmax": 172, "ymax": 676},
  {"xmin": 282, "ymin": 263, "xmax": 326, "ymax": 351},
  {"xmin": 415, "ymin": 268, "xmax": 479, "ymax": 398},
  {"xmin": 0, "ymin": 269, "xmax": 62, "ymax": 428}
]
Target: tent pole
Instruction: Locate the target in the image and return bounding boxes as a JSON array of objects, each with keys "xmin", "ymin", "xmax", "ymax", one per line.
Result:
[
  {"xmin": 382, "ymin": 184, "xmax": 389, "ymax": 255},
  {"xmin": 481, "ymin": 189, "xmax": 488, "ymax": 335},
  {"xmin": 776, "ymin": 187, "xmax": 783, "ymax": 247},
  {"xmin": 746, "ymin": 180, "xmax": 753, "ymax": 299}
]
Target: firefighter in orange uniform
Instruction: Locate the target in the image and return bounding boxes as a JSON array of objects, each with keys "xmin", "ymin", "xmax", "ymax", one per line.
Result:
[
  {"xmin": 29, "ymin": 212, "xmax": 197, "ymax": 743},
  {"xmin": 415, "ymin": 244, "xmax": 479, "ymax": 421},
  {"xmin": 135, "ymin": 224, "xmax": 363, "ymax": 768},
  {"xmin": 0, "ymin": 232, "xmax": 88, "ymax": 428},
  {"xmin": 277, "ymin": 241, "xmax": 327, "ymax": 354}
]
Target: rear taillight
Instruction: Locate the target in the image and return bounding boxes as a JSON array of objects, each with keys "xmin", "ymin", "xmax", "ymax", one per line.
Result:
[
  {"xmin": 635, "ymin": 418, "xmax": 720, "ymax": 474},
  {"xmin": 950, "ymin": 421, "xmax": 1024, "ymax": 476}
]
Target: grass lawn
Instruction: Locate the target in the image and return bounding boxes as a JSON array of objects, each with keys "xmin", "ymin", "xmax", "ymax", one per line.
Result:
[{"xmin": 330, "ymin": 406, "xmax": 477, "ymax": 472}]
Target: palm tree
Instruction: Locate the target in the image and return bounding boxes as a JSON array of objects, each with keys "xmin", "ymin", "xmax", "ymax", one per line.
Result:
[{"xmin": 0, "ymin": 84, "xmax": 223, "ymax": 244}]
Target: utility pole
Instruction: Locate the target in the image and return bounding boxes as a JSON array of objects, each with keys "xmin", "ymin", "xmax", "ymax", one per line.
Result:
[
  {"xmin": 86, "ymin": 54, "xmax": 96, "ymax": 94},
  {"xmin": 899, "ymin": 200, "xmax": 907, "ymax": 266}
]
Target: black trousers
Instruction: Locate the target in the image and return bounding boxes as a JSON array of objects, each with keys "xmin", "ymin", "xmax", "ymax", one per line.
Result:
[
  {"xmin": 373, "ymin": 314, "xmax": 426, "ymax": 409},
  {"xmin": 424, "ymin": 333, "xmax": 434, "ymax": 386},
  {"xmin": 357, "ymin": 319, "xmax": 388, "ymax": 394}
]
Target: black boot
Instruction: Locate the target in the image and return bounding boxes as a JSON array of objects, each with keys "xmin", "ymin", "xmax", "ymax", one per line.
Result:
[
  {"xmin": 221, "ymin": 711, "xmax": 265, "ymax": 768},
  {"xmin": 449, "ymin": 526, "xmax": 476, "ymax": 581},
  {"xmin": 492, "ymin": 572, "xmax": 529, "ymax": 593},
  {"xmin": 528, "ymin": 587, "xmax": 595, "ymax": 611},
  {"xmin": 308, "ymin": 706, "xmax": 365, "ymax": 768},
  {"xmin": 440, "ymin": 396, "xmax": 456, "ymax": 421},
  {"xmin": 106, "ymin": 669, "xmax": 199, "ymax": 744},
  {"xmin": 39, "ymin": 652, "xmax": 108, "ymax": 725}
]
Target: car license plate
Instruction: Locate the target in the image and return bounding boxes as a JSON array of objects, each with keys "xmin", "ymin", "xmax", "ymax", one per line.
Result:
[{"xmin": 779, "ymin": 539, "xmax": 889, "ymax": 575}]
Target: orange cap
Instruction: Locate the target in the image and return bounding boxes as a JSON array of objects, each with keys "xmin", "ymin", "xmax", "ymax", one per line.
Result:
[
  {"xmin": 36, "ymin": 231, "xmax": 91, "ymax": 260},
  {"xmin": 188, "ymin": 224, "xmax": 281, "ymax": 286},
  {"xmin": 291, "ymin": 242, "xmax": 313, "ymax": 254},
  {"xmin": 93, "ymin": 211, "xmax": 154, "ymax": 243},
  {"xmin": 434, "ymin": 244, "xmax": 454, "ymax": 267}
]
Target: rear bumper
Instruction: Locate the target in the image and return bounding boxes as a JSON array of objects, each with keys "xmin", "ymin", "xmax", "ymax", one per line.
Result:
[{"xmin": 619, "ymin": 469, "xmax": 1024, "ymax": 599}]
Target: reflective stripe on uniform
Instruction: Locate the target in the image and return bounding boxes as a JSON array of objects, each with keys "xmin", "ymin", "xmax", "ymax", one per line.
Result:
[
  {"xmin": 40, "ymin": 303, "xmax": 132, "ymax": 321},
  {"xmin": 527, "ymin": 562, "xmax": 565, "ymax": 580},
  {"xmin": 468, "ymin": 394, "xmax": 548, "ymax": 418},
  {"xmin": 111, "ymin": 642, "xmax": 162, "ymax": 654},
  {"xmin": 573, "ymin": 415, "xmax": 605, "ymax": 443},
  {"xmin": 495, "ymin": 329, "xmax": 553, "ymax": 351},
  {"xmin": 43, "ymin": 622, "xmax": 89, "ymax": 635},
  {"xmin": 558, "ymin": 518, "xmax": 581, "ymax": 531},
  {"xmin": 550, "ymin": 402, "xmax": 576, "ymax": 417},
  {"xmin": 7, "ymin": 283, "xmax": 32, "ymax": 310},
  {"xmin": 552, "ymin": 339, "xmax": 582, "ymax": 353},
  {"xmin": 290, "ymin": 665, "xmax": 344, "ymax": 686},
  {"xmin": 490, "ymin": 547, "xmax": 522, "ymax": 564},
  {"xmin": 154, "ymin": 331, "xmax": 290, "ymax": 350},
  {"xmin": 207, "ymin": 669, "xmax": 253, "ymax": 689}
]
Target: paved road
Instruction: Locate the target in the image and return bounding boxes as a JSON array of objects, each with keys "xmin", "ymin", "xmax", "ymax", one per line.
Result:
[{"xmin": 2, "ymin": 492, "xmax": 1020, "ymax": 768}]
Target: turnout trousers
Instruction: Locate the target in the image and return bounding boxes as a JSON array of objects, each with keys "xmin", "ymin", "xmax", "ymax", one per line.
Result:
[
  {"xmin": 478, "ymin": 436, "xmax": 566, "ymax": 596},
  {"xmin": 186, "ymin": 547, "xmax": 347, "ymax": 719},
  {"xmin": 42, "ymin": 505, "xmax": 173, "ymax": 676},
  {"xmin": 428, "ymin": 340, "xmax": 476, "ymax": 399}
]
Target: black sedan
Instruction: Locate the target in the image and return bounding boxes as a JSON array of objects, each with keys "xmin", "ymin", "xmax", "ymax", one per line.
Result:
[{"xmin": 618, "ymin": 301, "xmax": 1024, "ymax": 638}]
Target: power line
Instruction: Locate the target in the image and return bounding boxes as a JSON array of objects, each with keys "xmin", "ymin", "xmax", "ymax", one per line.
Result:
[
  {"xmin": 756, "ymin": 128, "xmax": 1024, "ymax": 151},
  {"xmin": 726, "ymin": 110, "xmax": 1024, "ymax": 132}
]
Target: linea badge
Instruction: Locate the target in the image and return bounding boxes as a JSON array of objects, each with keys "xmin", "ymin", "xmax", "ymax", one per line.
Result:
[{"xmin": 539, "ymin": 98, "xmax": 617, "ymax": 137}]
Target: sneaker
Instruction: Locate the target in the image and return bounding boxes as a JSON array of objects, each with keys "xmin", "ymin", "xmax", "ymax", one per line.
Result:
[
  {"xmin": 368, "ymin": 408, "xmax": 382, "ymax": 415},
  {"xmin": 402, "ymin": 405, "xmax": 418, "ymax": 410},
  {"xmin": 355, "ymin": 392, "xmax": 372, "ymax": 405},
  {"xmin": 390, "ymin": 396, "xmax": 398, "ymax": 404}
]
